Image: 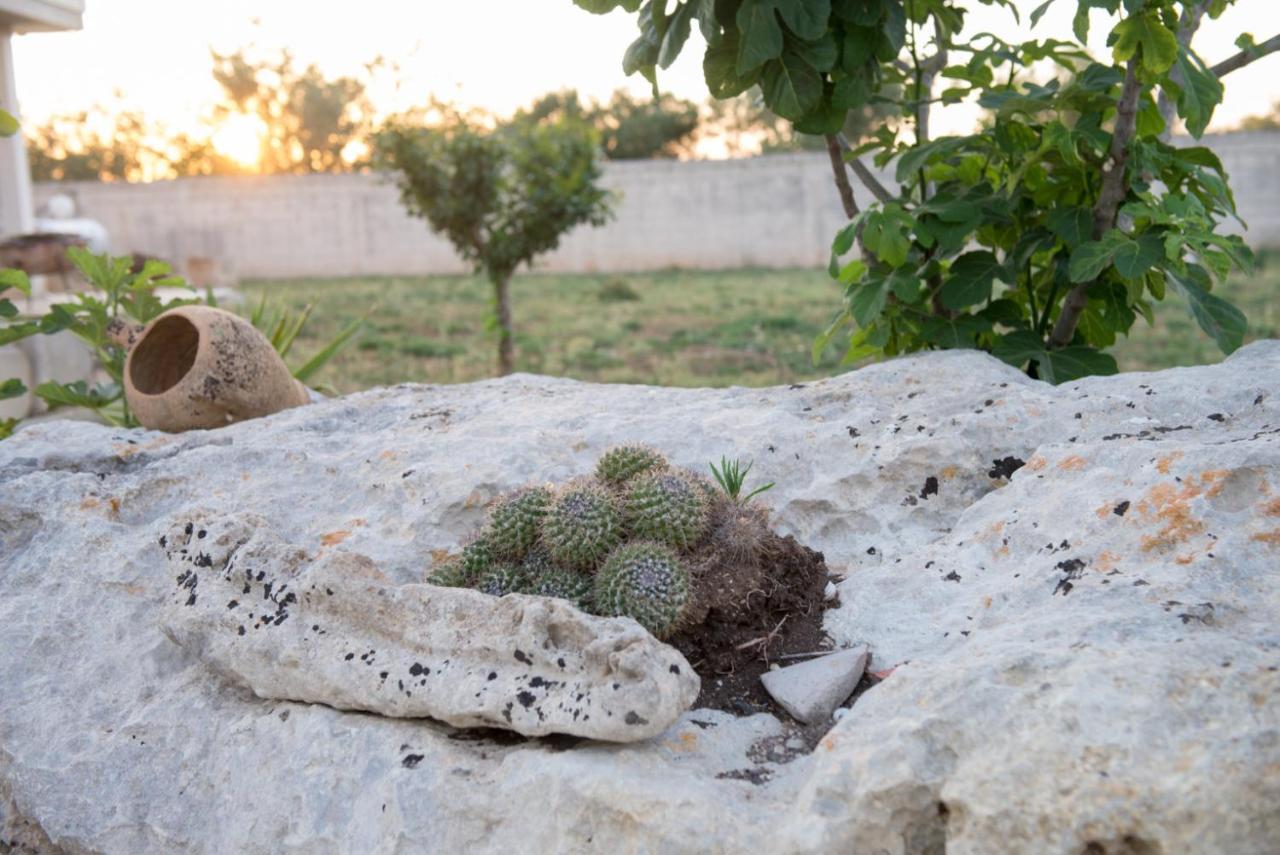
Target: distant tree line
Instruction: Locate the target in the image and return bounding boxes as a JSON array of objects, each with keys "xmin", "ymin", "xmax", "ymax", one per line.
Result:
[{"xmin": 28, "ymin": 47, "xmax": 895, "ymax": 183}]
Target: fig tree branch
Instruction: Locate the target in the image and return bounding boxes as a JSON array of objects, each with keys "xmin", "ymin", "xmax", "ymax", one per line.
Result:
[{"xmin": 1211, "ymin": 33, "xmax": 1280, "ymax": 78}]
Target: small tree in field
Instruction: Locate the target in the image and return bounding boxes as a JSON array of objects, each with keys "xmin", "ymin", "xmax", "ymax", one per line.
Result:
[{"xmin": 377, "ymin": 111, "xmax": 614, "ymax": 375}]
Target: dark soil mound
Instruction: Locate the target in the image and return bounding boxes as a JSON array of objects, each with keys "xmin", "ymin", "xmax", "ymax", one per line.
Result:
[{"xmin": 669, "ymin": 531, "xmax": 834, "ymax": 713}]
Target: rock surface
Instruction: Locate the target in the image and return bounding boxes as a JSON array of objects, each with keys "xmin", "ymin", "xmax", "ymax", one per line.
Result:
[
  {"xmin": 761, "ymin": 648, "xmax": 868, "ymax": 724},
  {"xmin": 159, "ymin": 511, "xmax": 698, "ymax": 741},
  {"xmin": 3, "ymin": 342, "xmax": 1280, "ymax": 853}
]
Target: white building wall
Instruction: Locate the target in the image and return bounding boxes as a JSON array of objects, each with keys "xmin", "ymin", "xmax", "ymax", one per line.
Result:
[{"xmin": 32, "ymin": 131, "xmax": 1280, "ymax": 279}]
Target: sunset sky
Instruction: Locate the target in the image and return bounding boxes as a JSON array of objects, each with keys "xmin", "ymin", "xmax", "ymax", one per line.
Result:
[{"xmin": 11, "ymin": 0, "xmax": 1280, "ymax": 159}]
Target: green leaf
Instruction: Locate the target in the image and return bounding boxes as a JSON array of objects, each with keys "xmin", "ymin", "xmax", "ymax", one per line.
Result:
[
  {"xmin": 1046, "ymin": 207, "xmax": 1092, "ymax": 248},
  {"xmin": 777, "ymin": 0, "xmax": 831, "ymax": 41},
  {"xmin": 0, "ymin": 268, "xmax": 31, "ymax": 295},
  {"xmin": 736, "ymin": 0, "xmax": 784, "ymax": 73},
  {"xmin": 1068, "ymin": 232, "xmax": 1126, "ymax": 283},
  {"xmin": 1111, "ymin": 232, "xmax": 1163, "ymax": 280},
  {"xmin": 895, "ymin": 136, "xmax": 971, "ymax": 184},
  {"xmin": 1166, "ymin": 267, "xmax": 1247, "ymax": 354},
  {"xmin": 791, "ymin": 32, "xmax": 838, "ymax": 72},
  {"xmin": 0, "ymin": 378, "xmax": 26, "ymax": 401},
  {"xmin": 703, "ymin": 38, "xmax": 758, "ymax": 97},
  {"xmin": 760, "ymin": 51, "xmax": 822, "ymax": 120},
  {"xmin": 920, "ymin": 314, "xmax": 993, "ymax": 349},
  {"xmin": 658, "ymin": 2, "xmax": 694, "ymax": 68},
  {"xmin": 33, "ymin": 380, "xmax": 119, "ymax": 411},
  {"xmin": 849, "ymin": 278, "xmax": 889, "ymax": 326},
  {"xmin": 1111, "ymin": 11, "xmax": 1178, "ymax": 74},
  {"xmin": 813, "ymin": 307, "xmax": 851, "ymax": 364},
  {"xmin": 1040, "ymin": 346, "xmax": 1119, "ymax": 384},
  {"xmin": 292, "ymin": 317, "xmax": 364, "ymax": 384},
  {"xmin": 0, "ymin": 109, "xmax": 17, "ymax": 137},
  {"xmin": 1029, "ymin": 0, "xmax": 1056, "ymax": 27},
  {"xmin": 941, "ymin": 250, "xmax": 1006, "ymax": 310},
  {"xmin": 860, "ymin": 207, "xmax": 911, "ymax": 267},
  {"xmin": 1171, "ymin": 49, "xmax": 1223, "ymax": 139}
]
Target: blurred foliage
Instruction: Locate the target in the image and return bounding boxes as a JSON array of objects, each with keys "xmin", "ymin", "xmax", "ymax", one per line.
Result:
[{"xmin": 512, "ymin": 88, "xmax": 700, "ymax": 159}]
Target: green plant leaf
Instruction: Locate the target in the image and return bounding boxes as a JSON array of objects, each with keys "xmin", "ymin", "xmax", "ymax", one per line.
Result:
[
  {"xmin": 658, "ymin": 1, "xmax": 694, "ymax": 68},
  {"xmin": 0, "ymin": 378, "xmax": 26, "ymax": 401},
  {"xmin": 1171, "ymin": 49, "xmax": 1223, "ymax": 138},
  {"xmin": 1111, "ymin": 11, "xmax": 1178, "ymax": 74},
  {"xmin": 760, "ymin": 51, "xmax": 822, "ymax": 120},
  {"xmin": 0, "ymin": 268, "xmax": 31, "ymax": 295},
  {"xmin": 777, "ymin": 0, "xmax": 831, "ymax": 41},
  {"xmin": 1040, "ymin": 346, "xmax": 1118, "ymax": 384},
  {"xmin": 941, "ymin": 250, "xmax": 1006, "ymax": 310},
  {"xmin": 292, "ymin": 316, "xmax": 364, "ymax": 384},
  {"xmin": 1165, "ymin": 267, "xmax": 1247, "ymax": 354},
  {"xmin": 1068, "ymin": 232, "xmax": 1126, "ymax": 283},
  {"xmin": 0, "ymin": 109, "xmax": 17, "ymax": 137},
  {"xmin": 1111, "ymin": 233, "xmax": 1163, "ymax": 280},
  {"xmin": 33, "ymin": 380, "xmax": 119, "ymax": 411},
  {"xmin": 920, "ymin": 314, "xmax": 993, "ymax": 349},
  {"xmin": 1029, "ymin": 0, "xmax": 1056, "ymax": 27},
  {"xmin": 848, "ymin": 278, "xmax": 889, "ymax": 326},
  {"xmin": 703, "ymin": 38, "xmax": 757, "ymax": 97},
  {"xmin": 736, "ymin": 0, "xmax": 784, "ymax": 73},
  {"xmin": 1046, "ymin": 207, "xmax": 1092, "ymax": 249}
]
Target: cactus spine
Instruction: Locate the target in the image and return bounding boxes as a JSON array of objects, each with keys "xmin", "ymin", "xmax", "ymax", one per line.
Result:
[
  {"xmin": 487, "ymin": 486, "xmax": 551, "ymax": 559},
  {"xmin": 624, "ymin": 470, "xmax": 709, "ymax": 550},
  {"xmin": 596, "ymin": 444, "xmax": 667, "ymax": 487}
]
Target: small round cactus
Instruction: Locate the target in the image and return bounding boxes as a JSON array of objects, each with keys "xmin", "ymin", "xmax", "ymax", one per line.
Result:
[
  {"xmin": 474, "ymin": 563, "xmax": 529, "ymax": 598},
  {"xmin": 624, "ymin": 470, "xmax": 709, "ymax": 550},
  {"xmin": 527, "ymin": 568, "xmax": 594, "ymax": 611},
  {"xmin": 594, "ymin": 542, "xmax": 690, "ymax": 639},
  {"xmin": 542, "ymin": 482, "xmax": 623, "ymax": 570},
  {"xmin": 596, "ymin": 444, "xmax": 667, "ymax": 487},
  {"xmin": 457, "ymin": 537, "xmax": 494, "ymax": 577},
  {"xmin": 520, "ymin": 544, "xmax": 557, "ymax": 576},
  {"xmin": 487, "ymin": 486, "xmax": 552, "ymax": 559}
]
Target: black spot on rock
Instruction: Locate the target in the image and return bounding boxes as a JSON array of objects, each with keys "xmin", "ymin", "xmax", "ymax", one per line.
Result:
[
  {"xmin": 847, "ymin": 426, "xmax": 860, "ymax": 438},
  {"xmin": 516, "ymin": 691, "xmax": 536, "ymax": 708},
  {"xmin": 409, "ymin": 662, "xmax": 428, "ymax": 677},
  {"xmin": 402, "ymin": 754, "xmax": 424, "ymax": 769},
  {"xmin": 988, "ymin": 457, "xmax": 1026, "ymax": 480},
  {"xmin": 669, "ymin": 664, "xmax": 680, "ymax": 674},
  {"xmin": 487, "ymin": 671, "xmax": 497, "ymax": 681},
  {"xmin": 943, "ymin": 571, "xmax": 961, "ymax": 582},
  {"xmin": 344, "ymin": 653, "xmax": 355, "ymax": 661},
  {"xmin": 919, "ymin": 476, "xmax": 939, "ymax": 499},
  {"xmin": 1207, "ymin": 413, "xmax": 1225, "ymax": 422},
  {"xmin": 1113, "ymin": 500, "xmax": 1130, "ymax": 517},
  {"xmin": 514, "ymin": 649, "xmax": 532, "ymax": 665},
  {"xmin": 624, "ymin": 711, "xmax": 649, "ymax": 726}
]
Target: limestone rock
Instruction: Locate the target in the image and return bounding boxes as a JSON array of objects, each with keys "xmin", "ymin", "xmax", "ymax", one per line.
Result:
[
  {"xmin": 159, "ymin": 512, "xmax": 699, "ymax": 741},
  {"xmin": 2, "ymin": 341, "xmax": 1279, "ymax": 853},
  {"xmin": 760, "ymin": 647, "xmax": 868, "ymax": 723}
]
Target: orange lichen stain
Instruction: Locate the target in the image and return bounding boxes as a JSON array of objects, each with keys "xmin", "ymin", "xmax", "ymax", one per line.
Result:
[
  {"xmin": 668, "ymin": 732, "xmax": 699, "ymax": 752},
  {"xmin": 80, "ymin": 496, "xmax": 101, "ymax": 510},
  {"xmin": 981, "ymin": 595, "xmax": 992, "ymax": 609},
  {"xmin": 821, "ymin": 736, "xmax": 838, "ymax": 752},
  {"xmin": 940, "ymin": 466, "xmax": 961, "ymax": 480},
  {"xmin": 1155, "ymin": 452, "xmax": 1183, "ymax": 475},
  {"xmin": 1251, "ymin": 529, "xmax": 1280, "ymax": 546},
  {"xmin": 995, "ymin": 544, "xmax": 1010, "ymax": 558},
  {"xmin": 1094, "ymin": 550, "xmax": 1121, "ymax": 572},
  {"xmin": 429, "ymin": 548, "xmax": 452, "ymax": 564},
  {"xmin": 1262, "ymin": 498, "xmax": 1280, "ymax": 517},
  {"xmin": 571, "ymin": 441, "xmax": 589, "ymax": 452},
  {"xmin": 1174, "ymin": 553, "xmax": 1196, "ymax": 565},
  {"xmin": 378, "ymin": 450, "xmax": 397, "ymax": 461},
  {"xmin": 108, "ymin": 497, "xmax": 121, "ymax": 518},
  {"xmin": 320, "ymin": 530, "xmax": 351, "ymax": 547},
  {"xmin": 1025, "ymin": 456, "xmax": 1047, "ymax": 472},
  {"xmin": 1200, "ymin": 470, "xmax": 1231, "ymax": 499},
  {"xmin": 1137, "ymin": 477, "xmax": 1220, "ymax": 552},
  {"xmin": 113, "ymin": 444, "xmax": 140, "ymax": 460},
  {"xmin": 1095, "ymin": 502, "xmax": 1114, "ymax": 520},
  {"xmin": 1057, "ymin": 455, "xmax": 1087, "ymax": 471},
  {"xmin": 463, "ymin": 489, "xmax": 488, "ymax": 509}
]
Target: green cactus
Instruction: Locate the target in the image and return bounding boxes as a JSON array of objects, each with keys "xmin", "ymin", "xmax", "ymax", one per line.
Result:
[
  {"xmin": 527, "ymin": 567, "xmax": 594, "ymax": 611},
  {"xmin": 541, "ymin": 482, "xmax": 623, "ymax": 570},
  {"xmin": 425, "ymin": 557, "xmax": 470, "ymax": 588},
  {"xmin": 474, "ymin": 563, "xmax": 529, "ymax": 597},
  {"xmin": 624, "ymin": 470, "xmax": 710, "ymax": 550},
  {"xmin": 596, "ymin": 444, "xmax": 667, "ymax": 487},
  {"xmin": 594, "ymin": 542, "xmax": 690, "ymax": 639},
  {"xmin": 458, "ymin": 537, "xmax": 494, "ymax": 577},
  {"xmin": 520, "ymin": 544, "xmax": 556, "ymax": 576},
  {"xmin": 487, "ymin": 486, "xmax": 552, "ymax": 559}
]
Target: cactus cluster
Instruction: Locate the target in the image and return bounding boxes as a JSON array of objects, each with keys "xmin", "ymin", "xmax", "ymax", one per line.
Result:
[{"xmin": 427, "ymin": 444, "xmax": 767, "ymax": 641}]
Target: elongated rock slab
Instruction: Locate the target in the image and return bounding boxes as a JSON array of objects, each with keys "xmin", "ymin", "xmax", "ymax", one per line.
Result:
[{"xmin": 159, "ymin": 512, "xmax": 699, "ymax": 742}]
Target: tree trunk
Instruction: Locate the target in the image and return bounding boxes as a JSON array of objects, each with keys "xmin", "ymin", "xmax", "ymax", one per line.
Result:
[{"xmin": 493, "ymin": 270, "xmax": 514, "ymax": 376}]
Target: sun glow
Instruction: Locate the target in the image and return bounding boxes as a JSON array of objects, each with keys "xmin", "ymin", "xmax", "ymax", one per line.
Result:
[{"xmin": 211, "ymin": 114, "xmax": 265, "ymax": 168}]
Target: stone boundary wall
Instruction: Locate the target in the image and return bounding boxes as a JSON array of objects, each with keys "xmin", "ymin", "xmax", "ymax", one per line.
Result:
[{"xmin": 33, "ymin": 131, "xmax": 1280, "ymax": 279}]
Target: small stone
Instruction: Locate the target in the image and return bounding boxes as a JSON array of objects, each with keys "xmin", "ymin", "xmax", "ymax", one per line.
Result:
[
  {"xmin": 824, "ymin": 581, "xmax": 838, "ymax": 600},
  {"xmin": 760, "ymin": 647, "xmax": 869, "ymax": 724}
]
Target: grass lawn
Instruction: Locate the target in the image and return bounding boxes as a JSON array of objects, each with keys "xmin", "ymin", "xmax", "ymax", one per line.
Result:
[{"xmin": 246, "ymin": 258, "xmax": 1277, "ymax": 393}]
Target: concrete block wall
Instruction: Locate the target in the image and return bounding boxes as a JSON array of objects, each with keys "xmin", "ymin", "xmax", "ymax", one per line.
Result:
[{"xmin": 32, "ymin": 131, "xmax": 1280, "ymax": 280}]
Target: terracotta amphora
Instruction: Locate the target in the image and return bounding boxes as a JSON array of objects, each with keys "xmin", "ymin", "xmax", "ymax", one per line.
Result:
[{"xmin": 115, "ymin": 305, "xmax": 310, "ymax": 432}]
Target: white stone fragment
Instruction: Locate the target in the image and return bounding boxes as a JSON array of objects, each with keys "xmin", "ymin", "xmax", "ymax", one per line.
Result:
[
  {"xmin": 761, "ymin": 647, "xmax": 868, "ymax": 724},
  {"xmin": 159, "ymin": 512, "xmax": 699, "ymax": 742}
]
